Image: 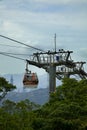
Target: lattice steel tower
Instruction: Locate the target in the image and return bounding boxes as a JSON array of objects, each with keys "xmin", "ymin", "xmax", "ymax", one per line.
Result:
[{"xmin": 26, "ymin": 34, "xmax": 87, "ymax": 93}]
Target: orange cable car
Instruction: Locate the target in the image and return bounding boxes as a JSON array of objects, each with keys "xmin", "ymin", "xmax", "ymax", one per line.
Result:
[{"xmin": 23, "ymin": 62, "xmax": 39, "ymax": 88}]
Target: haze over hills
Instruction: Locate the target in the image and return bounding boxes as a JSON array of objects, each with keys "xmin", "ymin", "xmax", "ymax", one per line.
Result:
[
  {"xmin": 0, "ymin": 73, "xmax": 61, "ymax": 105},
  {"xmin": 3, "ymin": 73, "xmax": 49, "ymax": 92},
  {"xmin": 0, "ymin": 73, "xmax": 49, "ymax": 105}
]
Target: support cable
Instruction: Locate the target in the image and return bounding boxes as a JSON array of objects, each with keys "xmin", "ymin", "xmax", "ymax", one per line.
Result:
[
  {"xmin": 0, "ymin": 43, "xmax": 32, "ymax": 49},
  {"xmin": 0, "ymin": 34, "xmax": 45, "ymax": 52},
  {"xmin": 0, "ymin": 51, "xmax": 32, "ymax": 56},
  {"xmin": 0, "ymin": 52, "xmax": 25, "ymax": 61}
]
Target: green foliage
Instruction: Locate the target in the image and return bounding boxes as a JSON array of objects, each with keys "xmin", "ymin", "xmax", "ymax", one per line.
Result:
[
  {"xmin": 2, "ymin": 99, "xmax": 40, "ymax": 114},
  {"xmin": 2, "ymin": 100, "xmax": 16, "ymax": 114},
  {"xmin": 0, "ymin": 77, "xmax": 16, "ymax": 101},
  {"xmin": 0, "ymin": 77, "xmax": 16, "ymax": 91},
  {"xmin": 0, "ymin": 78, "xmax": 87, "ymax": 129},
  {"xmin": 37, "ymin": 78, "xmax": 87, "ymax": 129}
]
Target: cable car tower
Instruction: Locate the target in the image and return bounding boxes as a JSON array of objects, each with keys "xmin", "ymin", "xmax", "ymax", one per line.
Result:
[
  {"xmin": 0, "ymin": 34, "xmax": 87, "ymax": 93},
  {"xmin": 26, "ymin": 34, "xmax": 87, "ymax": 93}
]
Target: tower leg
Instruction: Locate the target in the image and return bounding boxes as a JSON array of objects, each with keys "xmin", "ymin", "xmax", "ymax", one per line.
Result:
[{"xmin": 49, "ymin": 64, "xmax": 56, "ymax": 93}]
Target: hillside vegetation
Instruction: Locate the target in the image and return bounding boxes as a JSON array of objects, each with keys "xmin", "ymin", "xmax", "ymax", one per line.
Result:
[{"xmin": 0, "ymin": 78, "xmax": 87, "ymax": 130}]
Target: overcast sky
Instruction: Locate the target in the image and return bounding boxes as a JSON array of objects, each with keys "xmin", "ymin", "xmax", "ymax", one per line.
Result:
[{"xmin": 0, "ymin": 0, "xmax": 87, "ymax": 75}]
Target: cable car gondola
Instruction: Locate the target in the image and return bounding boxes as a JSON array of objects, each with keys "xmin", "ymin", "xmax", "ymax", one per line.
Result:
[{"xmin": 23, "ymin": 62, "xmax": 39, "ymax": 88}]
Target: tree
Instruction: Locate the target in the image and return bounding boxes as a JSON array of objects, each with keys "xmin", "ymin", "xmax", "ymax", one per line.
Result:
[
  {"xmin": 1, "ymin": 78, "xmax": 87, "ymax": 129},
  {"xmin": 39, "ymin": 78, "xmax": 87, "ymax": 129},
  {"xmin": 16, "ymin": 99, "xmax": 40, "ymax": 112},
  {"xmin": 2, "ymin": 100, "xmax": 16, "ymax": 114},
  {"xmin": 0, "ymin": 77, "xmax": 16, "ymax": 101}
]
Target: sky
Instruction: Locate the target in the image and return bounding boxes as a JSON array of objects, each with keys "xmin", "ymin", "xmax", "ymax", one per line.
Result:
[{"xmin": 0, "ymin": 0, "xmax": 87, "ymax": 75}]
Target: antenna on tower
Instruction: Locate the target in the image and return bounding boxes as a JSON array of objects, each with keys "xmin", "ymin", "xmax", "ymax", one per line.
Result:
[
  {"xmin": 54, "ymin": 33, "xmax": 56, "ymax": 52},
  {"xmin": 10, "ymin": 75, "xmax": 13, "ymax": 85}
]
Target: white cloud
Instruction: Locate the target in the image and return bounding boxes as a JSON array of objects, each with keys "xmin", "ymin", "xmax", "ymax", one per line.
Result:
[
  {"xmin": 0, "ymin": 0, "xmax": 87, "ymax": 74},
  {"xmin": 1, "ymin": 9, "xmax": 87, "ymax": 30},
  {"xmin": 1, "ymin": 20, "xmax": 24, "ymax": 38},
  {"xmin": 32, "ymin": 0, "xmax": 87, "ymax": 5},
  {"xmin": 5, "ymin": 0, "xmax": 87, "ymax": 5},
  {"xmin": 79, "ymin": 48, "xmax": 87, "ymax": 57},
  {"xmin": 0, "ymin": 8, "xmax": 87, "ymax": 54}
]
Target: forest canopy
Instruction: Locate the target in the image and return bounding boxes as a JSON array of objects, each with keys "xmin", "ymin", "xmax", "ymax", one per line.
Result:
[{"xmin": 0, "ymin": 78, "xmax": 87, "ymax": 130}]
